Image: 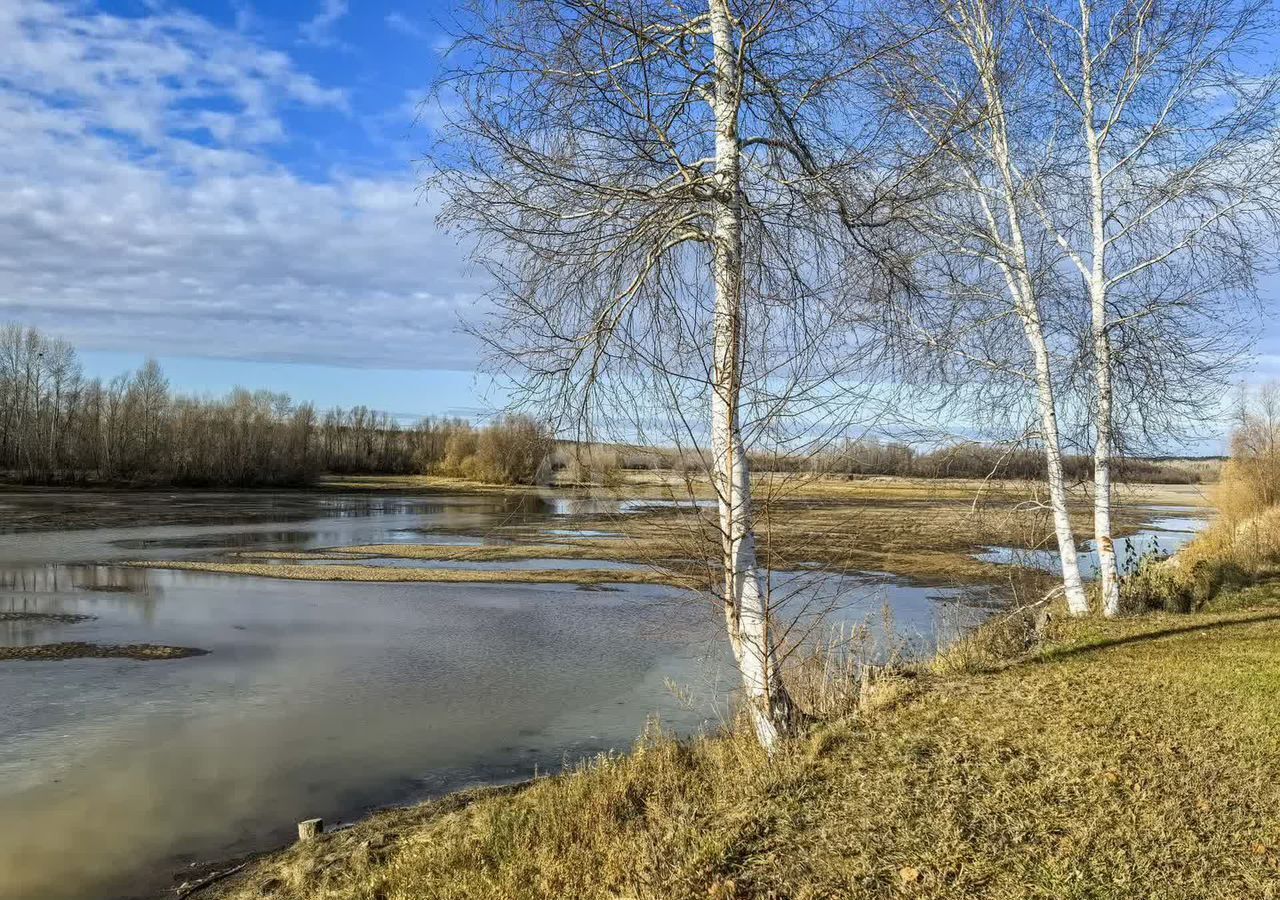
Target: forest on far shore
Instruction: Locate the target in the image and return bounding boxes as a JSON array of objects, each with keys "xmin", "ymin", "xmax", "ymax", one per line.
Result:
[{"xmin": 0, "ymin": 324, "xmax": 1215, "ymax": 489}]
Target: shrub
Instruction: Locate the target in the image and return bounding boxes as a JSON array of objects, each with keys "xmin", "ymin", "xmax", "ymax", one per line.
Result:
[
  {"xmin": 555, "ymin": 444, "xmax": 625, "ymax": 486},
  {"xmin": 469, "ymin": 415, "xmax": 555, "ymax": 484}
]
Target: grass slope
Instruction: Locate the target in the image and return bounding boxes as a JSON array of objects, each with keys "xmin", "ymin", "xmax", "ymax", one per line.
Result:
[{"xmin": 208, "ymin": 585, "xmax": 1280, "ymax": 900}]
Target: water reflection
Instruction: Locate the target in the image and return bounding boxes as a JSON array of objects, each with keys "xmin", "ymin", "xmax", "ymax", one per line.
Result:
[{"xmin": 975, "ymin": 512, "xmax": 1210, "ymax": 578}]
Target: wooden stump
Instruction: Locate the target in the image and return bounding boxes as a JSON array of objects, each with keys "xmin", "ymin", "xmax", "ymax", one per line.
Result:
[{"xmin": 297, "ymin": 818, "xmax": 323, "ymax": 842}]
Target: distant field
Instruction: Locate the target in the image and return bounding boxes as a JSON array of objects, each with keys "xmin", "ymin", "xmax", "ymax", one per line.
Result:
[{"xmin": 322, "ymin": 471, "xmax": 1215, "ymax": 505}]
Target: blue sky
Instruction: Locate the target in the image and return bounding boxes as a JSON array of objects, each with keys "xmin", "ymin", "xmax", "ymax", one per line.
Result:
[
  {"xmin": 0, "ymin": 1, "xmax": 1276, "ymax": 436},
  {"xmin": 0, "ymin": 0, "xmax": 497, "ymax": 418}
]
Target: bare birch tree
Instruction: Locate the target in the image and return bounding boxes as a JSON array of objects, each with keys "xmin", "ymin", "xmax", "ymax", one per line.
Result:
[
  {"xmin": 1022, "ymin": 0, "xmax": 1280, "ymax": 616},
  {"xmin": 428, "ymin": 0, "xmax": 904, "ymax": 747},
  {"xmin": 871, "ymin": 0, "xmax": 1093, "ymax": 615}
]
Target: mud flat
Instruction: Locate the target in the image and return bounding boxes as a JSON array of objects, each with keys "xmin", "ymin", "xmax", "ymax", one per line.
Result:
[{"xmin": 0, "ymin": 641, "xmax": 209, "ymax": 661}]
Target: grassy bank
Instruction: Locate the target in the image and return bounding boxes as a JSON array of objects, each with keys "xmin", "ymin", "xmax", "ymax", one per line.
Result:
[
  {"xmin": 201, "ymin": 584, "xmax": 1280, "ymax": 900},
  {"xmin": 1122, "ymin": 482, "xmax": 1280, "ymax": 613}
]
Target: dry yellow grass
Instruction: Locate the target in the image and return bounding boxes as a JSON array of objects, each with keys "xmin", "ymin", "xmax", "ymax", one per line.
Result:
[
  {"xmin": 1120, "ymin": 460, "xmax": 1275, "ymax": 613},
  {"xmin": 321, "ymin": 471, "xmax": 1212, "ymax": 506},
  {"xmin": 125, "ymin": 559, "xmax": 700, "ymax": 589},
  {"xmin": 226, "ymin": 473, "xmax": 1194, "ymax": 587},
  {"xmin": 231, "ymin": 543, "xmax": 679, "ymax": 564},
  {"xmin": 319, "ymin": 474, "xmax": 546, "ymax": 495}
]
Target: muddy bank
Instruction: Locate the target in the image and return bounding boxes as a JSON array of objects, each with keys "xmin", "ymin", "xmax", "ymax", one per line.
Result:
[
  {"xmin": 0, "ymin": 611, "xmax": 95, "ymax": 623},
  {"xmin": 0, "ymin": 488, "xmax": 351, "ymax": 534},
  {"xmin": 0, "ymin": 642, "xmax": 209, "ymax": 662}
]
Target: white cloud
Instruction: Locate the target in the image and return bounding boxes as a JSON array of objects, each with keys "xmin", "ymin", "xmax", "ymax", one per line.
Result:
[
  {"xmin": 300, "ymin": 0, "xmax": 348, "ymax": 46},
  {"xmin": 385, "ymin": 11, "xmax": 427, "ymax": 40},
  {"xmin": 232, "ymin": 2, "xmax": 257, "ymax": 33},
  {"xmin": 0, "ymin": 1, "xmax": 482, "ymax": 370}
]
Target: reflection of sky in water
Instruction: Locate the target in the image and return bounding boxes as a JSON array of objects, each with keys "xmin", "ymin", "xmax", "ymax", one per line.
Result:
[
  {"xmin": 975, "ymin": 511, "xmax": 1211, "ymax": 578},
  {"xmin": 544, "ymin": 496, "xmax": 715, "ymax": 516},
  {"xmin": 544, "ymin": 528, "xmax": 626, "ymax": 538},
  {"xmin": 0, "ymin": 567, "xmax": 724, "ymax": 900},
  {"xmin": 0, "ymin": 489, "xmax": 997, "ymax": 900}
]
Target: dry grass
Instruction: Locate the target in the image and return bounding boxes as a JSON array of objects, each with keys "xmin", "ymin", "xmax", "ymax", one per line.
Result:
[
  {"xmin": 1120, "ymin": 460, "xmax": 1280, "ymax": 614},
  {"xmin": 319, "ymin": 475, "xmax": 549, "ymax": 496},
  {"xmin": 228, "ymin": 517, "xmax": 1022, "ymax": 584},
  {"xmin": 322, "ymin": 472, "xmax": 1210, "ymax": 506},
  {"xmin": 125, "ymin": 559, "xmax": 701, "ymax": 589},
  {"xmin": 200, "ymin": 473, "xmax": 1197, "ymax": 588},
  {"xmin": 495, "ymin": 492, "xmax": 1151, "ymax": 584},
  {"xmin": 230, "ymin": 543, "xmax": 685, "ymax": 564},
  {"xmin": 208, "ymin": 586, "xmax": 1280, "ymax": 900},
  {"xmin": 1121, "ymin": 507, "xmax": 1280, "ymax": 613}
]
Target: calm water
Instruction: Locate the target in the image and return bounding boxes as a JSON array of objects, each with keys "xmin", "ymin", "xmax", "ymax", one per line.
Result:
[
  {"xmin": 974, "ymin": 507, "xmax": 1211, "ymax": 577},
  {"xmin": 0, "ymin": 489, "xmax": 987, "ymax": 900}
]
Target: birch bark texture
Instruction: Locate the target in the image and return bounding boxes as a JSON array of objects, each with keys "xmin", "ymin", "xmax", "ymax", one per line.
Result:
[
  {"xmin": 429, "ymin": 1, "xmax": 897, "ymax": 747},
  {"xmin": 707, "ymin": 0, "xmax": 795, "ymax": 746},
  {"xmin": 1023, "ymin": 0, "xmax": 1280, "ymax": 616},
  {"xmin": 871, "ymin": 0, "xmax": 1091, "ymax": 614}
]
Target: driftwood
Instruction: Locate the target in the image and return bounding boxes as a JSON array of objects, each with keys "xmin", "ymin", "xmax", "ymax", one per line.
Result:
[{"xmin": 174, "ymin": 863, "xmax": 246, "ymax": 898}]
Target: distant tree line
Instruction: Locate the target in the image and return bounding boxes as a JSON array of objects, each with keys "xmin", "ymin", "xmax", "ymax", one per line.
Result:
[
  {"xmin": 0, "ymin": 324, "xmax": 1210, "ymax": 488},
  {"xmin": 759, "ymin": 440, "xmax": 1212, "ymax": 485},
  {"xmin": 559, "ymin": 440, "xmax": 1212, "ymax": 485},
  {"xmin": 0, "ymin": 325, "xmax": 553, "ymax": 487}
]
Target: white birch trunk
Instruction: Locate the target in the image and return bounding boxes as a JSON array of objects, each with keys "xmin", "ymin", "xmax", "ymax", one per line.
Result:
[
  {"xmin": 1079, "ymin": 0, "xmax": 1122, "ymax": 617},
  {"xmin": 963, "ymin": 2, "xmax": 1091, "ymax": 615},
  {"xmin": 708, "ymin": 0, "xmax": 794, "ymax": 750},
  {"xmin": 1019, "ymin": 293, "xmax": 1091, "ymax": 616},
  {"xmin": 1091, "ymin": 318, "xmax": 1119, "ymax": 616}
]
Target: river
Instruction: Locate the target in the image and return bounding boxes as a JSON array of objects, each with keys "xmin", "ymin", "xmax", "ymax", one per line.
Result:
[{"xmin": 0, "ymin": 487, "xmax": 1131, "ymax": 899}]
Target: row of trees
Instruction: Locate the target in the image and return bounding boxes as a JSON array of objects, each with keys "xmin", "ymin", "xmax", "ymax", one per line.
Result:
[
  {"xmin": 433, "ymin": 0, "xmax": 1280, "ymax": 746},
  {"xmin": 783, "ymin": 441, "xmax": 1209, "ymax": 484},
  {"xmin": 0, "ymin": 325, "xmax": 553, "ymax": 487},
  {"xmin": 7, "ymin": 322, "xmax": 1204, "ymax": 489},
  {"xmin": 574, "ymin": 439, "xmax": 1210, "ymax": 482}
]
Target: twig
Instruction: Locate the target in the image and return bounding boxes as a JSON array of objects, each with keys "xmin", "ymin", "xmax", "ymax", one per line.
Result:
[{"xmin": 174, "ymin": 863, "xmax": 246, "ymax": 898}]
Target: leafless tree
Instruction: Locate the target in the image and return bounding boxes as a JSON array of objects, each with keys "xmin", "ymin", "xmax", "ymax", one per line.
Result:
[
  {"xmin": 428, "ymin": 0, "xmax": 908, "ymax": 747},
  {"xmin": 869, "ymin": 0, "xmax": 1094, "ymax": 615},
  {"xmin": 866, "ymin": 0, "xmax": 1278, "ymax": 616},
  {"xmin": 1021, "ymin": 0, "xmax": 1280, "ymax": 616}
]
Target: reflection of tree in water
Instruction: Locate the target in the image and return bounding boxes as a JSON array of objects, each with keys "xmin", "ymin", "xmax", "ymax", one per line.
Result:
[{"xmin": 0, "ymin": 563, "xmax": 158, "ymax": 624}]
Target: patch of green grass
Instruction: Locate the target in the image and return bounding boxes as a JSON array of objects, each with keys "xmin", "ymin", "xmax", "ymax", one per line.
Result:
[{"xmin": 210, "ymin": 586, "xmax": 1280, "ymax": 900}]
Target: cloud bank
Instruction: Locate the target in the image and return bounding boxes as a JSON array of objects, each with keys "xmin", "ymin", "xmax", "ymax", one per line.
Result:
[{"xmin": 0, "ymin": 1, "xmax": 481, "ymax": 370}]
